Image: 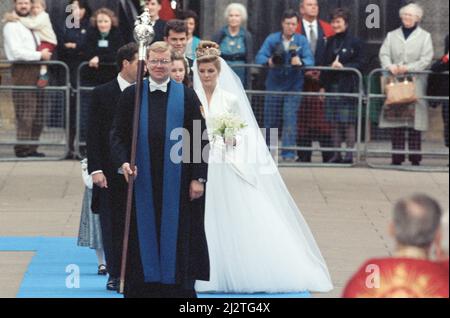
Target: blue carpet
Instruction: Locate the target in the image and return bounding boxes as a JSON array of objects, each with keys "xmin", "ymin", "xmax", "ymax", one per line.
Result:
[{"xmin": 0, "ymin": 237, "xmax": 310, "ymax": 298}]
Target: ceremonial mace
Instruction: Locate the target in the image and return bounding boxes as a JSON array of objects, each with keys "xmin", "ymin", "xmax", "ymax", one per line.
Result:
[{"xmin": 119, "ymin": 8, "xmax": 155, "ymax": 295}]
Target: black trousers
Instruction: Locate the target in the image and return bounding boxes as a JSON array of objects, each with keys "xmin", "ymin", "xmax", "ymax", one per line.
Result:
[
  {"xmin": 11, "ymin": 65, "xmax": 44, "ymax": 156},
  {"xmin": 98, "ymin": 175, "xmax": 127, "ymax": 279},
  {"xmin": 298, "ymin": 130, "xmax": 334, "ymax": 163},
  {"xmin": 124, "ymin": 281, "xmax": 197, "ymax": 299},
  {"xmin": 391, "ymin": 128, "xmax": 422, "ymax": 164}
]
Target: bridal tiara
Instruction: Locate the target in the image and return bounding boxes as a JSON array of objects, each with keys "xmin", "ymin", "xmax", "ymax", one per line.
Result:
[{"xmin": 196, "ymin": 46, "xmax": 222, "ymax": 59}]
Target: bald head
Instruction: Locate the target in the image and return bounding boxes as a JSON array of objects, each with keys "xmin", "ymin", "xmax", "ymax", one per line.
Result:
[{"xmin": 393, "ymin": 194, "xmax": 442, "ymax": 249}]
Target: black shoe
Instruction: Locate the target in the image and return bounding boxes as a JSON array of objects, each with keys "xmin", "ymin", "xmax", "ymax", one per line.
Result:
[
  {"xmin": 391, "ymin": 161, "xmax": 403, "ymax": 166},
  {"xmin": 15, "ymin": 153, "xmax": 28, "ymax": 158},
  {"xmin": 98, "ymin": 264, "xmax": 107, "ymax": 276},
  {"xmin": 411, "ymin": 162, "xmax": 421, "ymax": 166},
  {"xmin": 28, "ymin": 151, "xmax": 46, "ymax": 158},
  {"xmin": 107, "ymin": 277, "xmax": 120, "ymax": 291}
]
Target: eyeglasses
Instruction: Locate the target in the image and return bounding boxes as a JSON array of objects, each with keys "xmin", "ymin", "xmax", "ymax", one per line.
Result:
[{"xmin": 148, "ymin": 59, "xmax": 171, "ymax": 66}]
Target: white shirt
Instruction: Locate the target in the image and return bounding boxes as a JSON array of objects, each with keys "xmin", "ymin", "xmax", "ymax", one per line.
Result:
[
  {"xmin": 303, "ymin": 19, "xmax": 319, "ymax": 43},
  {"xmin": 117, "ymin": 74, "xmax": 133, "ymax": 92},
  {"xmin": 3, "ymin": 21, "xmax": 41, "ymax": 61},
  {"xmin": 282, "ymin": 35, "xmax": 294, "ymax": 51}
]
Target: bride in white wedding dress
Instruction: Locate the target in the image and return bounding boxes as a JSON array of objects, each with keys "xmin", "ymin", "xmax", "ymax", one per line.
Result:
[{"xmin": 193, "ymin": 41, "xmax": 333, "ymax": 294}]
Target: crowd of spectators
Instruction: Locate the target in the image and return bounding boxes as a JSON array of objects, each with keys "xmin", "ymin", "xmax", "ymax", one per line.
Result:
[
  {"xmin": 2, "ymin": 0, "xmax": 448, "ymax": 297},
  {"xmin": 2, "ymin": 0, "xmax": 449, "ymax": 164}
]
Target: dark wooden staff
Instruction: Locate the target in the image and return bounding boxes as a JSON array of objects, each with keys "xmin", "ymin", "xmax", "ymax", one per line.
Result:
[{"xmin": 119, "ymin": 9, "xmax": 155, "ymax": 295}]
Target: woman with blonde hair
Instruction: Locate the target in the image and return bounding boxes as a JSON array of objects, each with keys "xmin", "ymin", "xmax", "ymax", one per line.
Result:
[{"xmin": 84, "ymin": 7, "xmax": 124, "ymax": 85}]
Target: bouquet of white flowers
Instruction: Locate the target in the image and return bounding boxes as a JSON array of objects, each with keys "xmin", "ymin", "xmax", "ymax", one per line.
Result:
[{"xmin": 209, "ymin": 112, "xmax": 247, "ymax": 145}]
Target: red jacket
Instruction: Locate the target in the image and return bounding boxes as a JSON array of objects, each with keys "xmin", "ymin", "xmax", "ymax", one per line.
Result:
[
  {"xmin": 160, "ymin": 0, "xmax": 176, "ymax": 21},
  {"xmin": 296, "ymin": 19, "xmax": 335, "ymax": 38}
]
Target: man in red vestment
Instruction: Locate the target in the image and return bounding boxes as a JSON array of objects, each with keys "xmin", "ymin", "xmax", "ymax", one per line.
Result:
[{"xmin": 343, "ymin": 194, "xmax": 449, "ymax": 298}]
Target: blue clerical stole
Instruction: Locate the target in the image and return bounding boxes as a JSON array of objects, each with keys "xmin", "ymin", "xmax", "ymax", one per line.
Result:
[{"xmin": 135, "ymin": 79, "xmax": 185, "ymax": 284}]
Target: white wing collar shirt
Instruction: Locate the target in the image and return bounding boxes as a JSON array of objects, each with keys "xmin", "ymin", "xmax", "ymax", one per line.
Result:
[{"xmin": 149, "ymin": 76, "xmax": 171, "ymax": 93}]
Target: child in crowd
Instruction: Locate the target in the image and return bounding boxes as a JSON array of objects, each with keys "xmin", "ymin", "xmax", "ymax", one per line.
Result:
[
  {"xmin": 77, "ymin": 159, "xmax": 107, "ymax": 276},
  {"xmin": 4, "ymin": 0, "xmax": 58, "ymax": 88}
]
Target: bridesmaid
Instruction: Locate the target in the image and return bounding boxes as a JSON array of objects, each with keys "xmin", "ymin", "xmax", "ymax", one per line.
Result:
[{"xmin": 77, "ymin": 159, "xmax": 106, "ymax": 276}]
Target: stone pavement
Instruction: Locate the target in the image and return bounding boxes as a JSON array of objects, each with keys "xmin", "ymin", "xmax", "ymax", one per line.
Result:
[{"xmin": 0, "ymin": 161, "xmax": 448, "ymax": 298}]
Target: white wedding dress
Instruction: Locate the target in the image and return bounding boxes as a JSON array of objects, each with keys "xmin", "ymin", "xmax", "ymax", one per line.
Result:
[{"xmin": 193, "ymin": 59, "xmax": 333, "ymax": 294}]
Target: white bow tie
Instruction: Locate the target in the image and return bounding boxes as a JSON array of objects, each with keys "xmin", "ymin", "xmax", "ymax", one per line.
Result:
[{"xmin": 149, "ymin": 83, "xmax": 168, "ymax": 93}]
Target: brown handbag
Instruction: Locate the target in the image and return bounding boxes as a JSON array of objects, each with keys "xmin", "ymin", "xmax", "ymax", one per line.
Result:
[
  {"xmin": 383, "ymin": 103, "xmax": 416, "ymax": 122},
  {"xmin": 385, "ymin": 76, "xmax": 418, "ymax": 106}
]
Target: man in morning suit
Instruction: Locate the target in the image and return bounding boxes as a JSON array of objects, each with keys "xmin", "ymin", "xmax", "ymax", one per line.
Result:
[{"xmin": 87, "ymin": 43, "xmax": 139, "ymax": 292}]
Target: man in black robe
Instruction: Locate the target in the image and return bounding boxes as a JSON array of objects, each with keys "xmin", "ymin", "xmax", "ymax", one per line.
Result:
[{"xmin": 110, "ymin": 41, "xmax": 209, "ymax": 298}]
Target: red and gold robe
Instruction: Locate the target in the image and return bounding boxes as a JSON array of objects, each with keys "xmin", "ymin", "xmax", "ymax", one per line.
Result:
[{"xmin": 343, "ymin": 258, "xmax": 449, "ymax": 298}]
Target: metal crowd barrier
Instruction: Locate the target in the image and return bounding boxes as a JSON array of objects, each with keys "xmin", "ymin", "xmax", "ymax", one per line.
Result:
[
  {"xmin": 0, "ymin": 60, "xmax": 70, "ymax": 161},
  {"xmin": 74, "ymin": 62, "xmax": 117, "ymax": 158},
  {"xmin": 4, "ymin": 59, "xmax": 447, "ymax": 172},
  {"xmin": 231, "ymin": 64, "xmax": 365, "ymax": 167},
  {"xmin": 75, "ymin": 63, "xmax": 364, "ymax": 167},
  {"xmin": 366, "ymin": 69, "xmax": 449, "ymax": 172}
]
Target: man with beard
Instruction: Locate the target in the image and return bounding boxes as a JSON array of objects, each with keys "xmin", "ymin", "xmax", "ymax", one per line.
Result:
[{"xmin": 3, "ymin": 0, "xmax": 52, "ymax": 158}]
